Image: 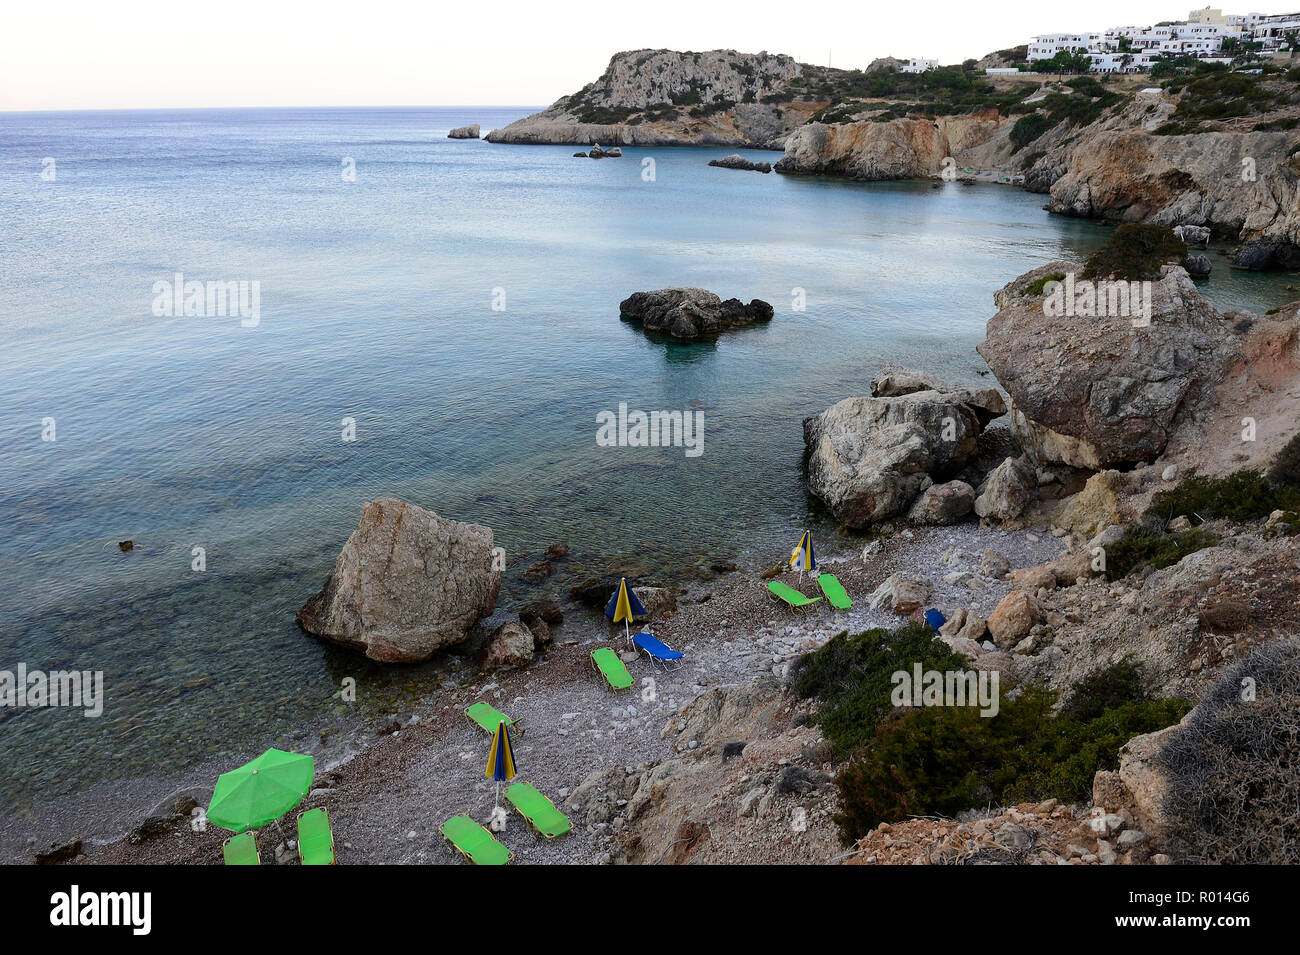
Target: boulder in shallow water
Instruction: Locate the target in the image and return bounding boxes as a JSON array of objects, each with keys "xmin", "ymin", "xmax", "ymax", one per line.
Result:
[
  {"xmin": 296, "ymin": 499, "xmax": 500, "ymax": 663},
  {"xmin": 484, "ymin": 621, "xmax": 536, "ymax": 669}
]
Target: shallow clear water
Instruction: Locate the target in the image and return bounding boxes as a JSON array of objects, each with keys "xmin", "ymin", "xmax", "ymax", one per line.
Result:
[{"xmin": 1, "ymin": 106, "xmax": 1294, "ymax": 814}]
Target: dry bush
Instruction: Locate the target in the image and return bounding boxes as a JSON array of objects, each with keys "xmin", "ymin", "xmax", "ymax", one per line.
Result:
[{"xmin": 1157, "ymin": 641, "xmax": 1300, "ymax": 864}]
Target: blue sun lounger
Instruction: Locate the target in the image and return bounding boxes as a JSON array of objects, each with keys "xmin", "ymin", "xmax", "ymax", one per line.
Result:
[{"xmin": 633, "ymin": 632, "xmax": 684, "ymax": 669}]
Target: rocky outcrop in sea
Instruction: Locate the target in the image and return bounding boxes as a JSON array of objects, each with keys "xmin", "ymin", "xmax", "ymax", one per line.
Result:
[
  {"xmin": 708, "ymin": 154, "xmax": 771, "ymax": 173},
  {"xmin": 619, "ymin": 287, "xmax": 773, "ymax": 340},
  {"xmin": 447, "ymin": 124, "xmax": 481, "ymax": 139}
]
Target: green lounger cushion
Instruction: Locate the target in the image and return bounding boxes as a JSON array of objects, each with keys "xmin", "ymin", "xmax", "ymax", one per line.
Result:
[
  {"xmin": 223, "ymin": 831, "xmax": 259, "ymax": 866},
  {"xmin": 817, "ymin": 574, "xmax": 852, "ymax": 610},
  {"xmin": 297, "ymin": 807, "xmax": 335, "ymax": 865},
  {"xmin": 441, "ymin": 814, "xmax": 512, "ymax": 865},
  {"xmin": 591, "ymin": 647, "xmax": 634, "ymax": 690},
  {"xmin": 467, "ymin": 702, "xmax": 521, "ymax": 735},
  {"xmin": 767, "ymin": 580, "xmax": 822, "ymax": 608},
  {"xmin": 505, "ymin": 782, "xmax": 573, "ymax": 838}
]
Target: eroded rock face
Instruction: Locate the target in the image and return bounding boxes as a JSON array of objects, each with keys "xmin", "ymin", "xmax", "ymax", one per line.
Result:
[
  {"xmin": 296, "ymin": 499, "xmax": 501, "ymax": 663},
  {"xmin": 977, "ymin": 261, "xmax": 1237, "ymax": 469},
  {"xmin": 775, "ymin": 118, "xmax": 949, "ymax": 180},
  {"xmin": 619, "ymin": 288, "xmax": 773, "ymax": 339},
  {"xmin": 803, "ymin": 385, "xmax": 1004, "ymax": 527}
]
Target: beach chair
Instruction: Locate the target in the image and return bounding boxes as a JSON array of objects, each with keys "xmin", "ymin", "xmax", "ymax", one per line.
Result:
[
  {"xmin": 505, "ymin": 782, "xmax": 573, "ymax": 839},
  {"xmin": 591, "ymin": 647, "xmax": 635, "ymax": 691},
  {"xmin": 766, "ymin": 580, "xmax": 822, "ymax": 612},
  {"xmin": 440, "ymin": 814, "xmax": 513, "ymax": 865},
  {"xmin": 222, "ymin": 831, "xmax": 259, "ymax": 866},
  {"xmin": 633, "ymin": 632, "xmax": 684, "ymax": 669},
  {"xmin": 296, "ymin": 807, "xmax": 335, "ymax": 865},
  {"xmin": 466, "ymin": 701, "xmax": 525, "ymax": 737},
  {"xmin": 816, "ymin": 574, "xmax": 852, "ymax": 611}
]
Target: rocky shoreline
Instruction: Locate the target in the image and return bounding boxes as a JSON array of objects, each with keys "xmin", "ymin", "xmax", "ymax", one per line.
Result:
[
  {"xmin": 19, "ymin": 238, "xmax": 1299, "ymax": 866},
  {"xmin": 483, "ymin": 48, "xmax": 1300, "ymax": 269}
]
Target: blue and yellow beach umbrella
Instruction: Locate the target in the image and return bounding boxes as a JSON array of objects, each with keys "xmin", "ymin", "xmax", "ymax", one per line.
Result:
[
  {"xmin": 485, "ymin": 719, "xmax": 517, "ymax": 808},
  {"xmin": 604, "ymin": 577, "xmax": 647, "ymax": 642},
  {"xmin": 790, "ymin": 530, "xmax": 817, "ymax": 581}
]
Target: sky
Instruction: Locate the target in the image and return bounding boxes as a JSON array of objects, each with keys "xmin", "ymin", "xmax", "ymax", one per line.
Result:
[{"xmin": 0, "ymin": 1, "xmax": 1288, "ymax": 111}]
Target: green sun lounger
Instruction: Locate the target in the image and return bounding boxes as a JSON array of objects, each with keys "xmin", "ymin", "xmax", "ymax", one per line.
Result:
[
  {"xmin": 296, "ymin": 807, "xmax": 335, "ymax": 865},
  {"xmin": 222, "ymin": 831, "xmax": 259, "ymax": 866},
  {"xmin": 591, "ymin": 647, "xmax": 635, "ymax": 691},
  {"xmin": 466, "ymin": 702, "xmax": 525, "ymax": 737},
  {"xmin": 440, "ymin": 814, "xmax": 513, "ymax": 865},
  {"xmin": 767, "ymin": 580, "xmax": 822, "ymax": 611},
  {"xmin": 817, "ymin": 573, "xmax": 852, "ymax": 611},
  {"xmin": 505, "ymin": 782, "xmax": 573, "ymax": 839}
]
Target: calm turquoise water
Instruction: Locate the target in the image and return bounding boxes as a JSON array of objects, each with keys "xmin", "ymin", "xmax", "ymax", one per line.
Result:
[{"xmin": 1, "ymin": 106, "xmax": 1294, "ymax": 815}]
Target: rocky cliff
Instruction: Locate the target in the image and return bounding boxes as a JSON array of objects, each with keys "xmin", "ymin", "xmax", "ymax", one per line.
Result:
[{"xmin": 486, "ymin": 49, "xmax": 824, "ymax": 148}]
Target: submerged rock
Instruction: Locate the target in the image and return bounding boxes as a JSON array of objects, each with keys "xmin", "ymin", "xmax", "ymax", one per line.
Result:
[
  {"xmin": 619, "ymin": 287, "xmax": 773, "ymax": 340},
  {"xmin": 296, "ymin": 499, "xmax": 501, "ymax": 663}
]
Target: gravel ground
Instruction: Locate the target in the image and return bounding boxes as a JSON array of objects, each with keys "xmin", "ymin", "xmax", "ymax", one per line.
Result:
[{"xmin": 22, "ymin": 521, "xmax": 1062, "ymax": 865}]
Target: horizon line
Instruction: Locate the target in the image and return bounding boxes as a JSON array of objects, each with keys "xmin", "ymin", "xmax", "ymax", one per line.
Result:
[{"xmin": 0, "ymin": 104, "xmax": 548, "ymax": 116}]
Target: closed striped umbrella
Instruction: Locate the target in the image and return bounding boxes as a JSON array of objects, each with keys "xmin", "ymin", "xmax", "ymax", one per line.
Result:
[{"xmin": 790, "ymin": 530, "xmax": 817, "ymax": 582}]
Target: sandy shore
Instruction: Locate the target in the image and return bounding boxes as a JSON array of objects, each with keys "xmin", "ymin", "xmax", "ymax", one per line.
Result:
[{"xmin": 21, "ymin": 522, "xmax": 1060, "ymax": 865}]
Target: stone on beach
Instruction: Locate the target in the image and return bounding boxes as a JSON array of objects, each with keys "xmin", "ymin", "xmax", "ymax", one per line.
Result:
[
  {"xmin": 803, "ymin": 383, "xmax": 1002, "ymax": 528},
  {"xmin": 296, "ymin": 498, "xmax": 501, "ymax": 663},
  {"xmin": 907, "ymin": 479, "xmax": 976, "ymax": 525},
  {"xmin": 974, "ymin": 456, "xmax": 1037, "ymax": 523}
]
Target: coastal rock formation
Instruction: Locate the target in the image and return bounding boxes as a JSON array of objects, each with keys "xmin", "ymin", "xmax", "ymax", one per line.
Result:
[
  {"xmin": 296, "ymin": 499, "xmax": 501, "ymax": 663},
  {"xmin": 1025, "ymin": 93, "xmax": 1300, "ymax": 268},
  {"xmin": 803, "ymin": 369, "xmax": 1006, "ymax": 528},
  {"xmin": 486, "ymin": 49, "xmax": 817, "ymax": 148},
  {"xmin": 775, "ymin": 118, "xmax": 948, "ymax": 180},
  {"xmin": 447, "ymin": 124, "xmax": 480, "ymax": 139},
  {"xmin": 977, "ymin": 261, "xmax": 1237, "ymax": 470},
  {"xmin": 619, "ymin": 288, "xmax": 773, "ymax": 339},
  {"xmin": 708, "ymin": 154, "xmax": 771, "ymax": 173},
  {"xmin": 773, "ymin": 110, "xmax": 1008, "ymax": 180}
]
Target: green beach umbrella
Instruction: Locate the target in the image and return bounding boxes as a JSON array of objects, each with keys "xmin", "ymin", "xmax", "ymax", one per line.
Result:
[{"xmin": 206, "ymin": 748, "xmax": 315, "ymax": 833}]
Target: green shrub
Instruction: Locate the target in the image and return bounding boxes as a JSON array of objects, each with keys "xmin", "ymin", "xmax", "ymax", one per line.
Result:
[
  {"xmin": 1267, "ymin": 432, "xmax": 1300, "ymax": 488},
  {"xmin": 1149, "ymin": 469, "xmax": 1300, "ymax": 524},
  {"xmin": 1103, "ymin": 527, "xmax": 1221, "ymax": 580},
  {"xmin": 1010, "ymin": 112, "xmax": 1055, "ymax": 151},
  {"xmin": 791, "ymin": 624, "xmax": 968, "ymax": 758},
  {"xmin": 1082, "ymin": 223, "xmax": 1188, "ymax": 280},
  {"xmin": 1022, "ymin": 271, "xmax": 1066, "ymax": 296},
  {"xmin": 832, "ymin": 684, "xmax": 1190, "ymax": 843},
  {"xmin": 1061, "ymin": 656, "xmax": 1148, "ymax": 721}
]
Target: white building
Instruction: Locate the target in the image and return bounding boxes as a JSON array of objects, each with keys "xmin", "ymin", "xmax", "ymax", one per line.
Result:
[{"xmin": 899, "ymin": 57, "xmax": 939, "ymax": 73}]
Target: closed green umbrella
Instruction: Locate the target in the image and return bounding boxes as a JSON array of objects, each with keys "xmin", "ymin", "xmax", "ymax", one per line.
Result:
[{"xmin": 206, "ymin": 748, "xmax": 315, "ymax": 833}]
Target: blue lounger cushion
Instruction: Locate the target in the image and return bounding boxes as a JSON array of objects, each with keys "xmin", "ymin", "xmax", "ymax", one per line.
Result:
[{"xmin": 633, "ymin": 632, "xmax": 684, "ymax": 661}]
